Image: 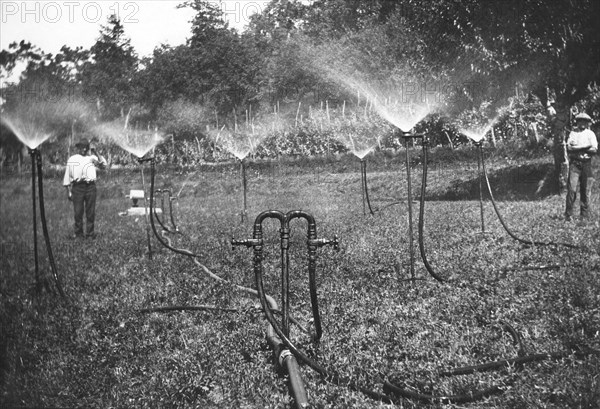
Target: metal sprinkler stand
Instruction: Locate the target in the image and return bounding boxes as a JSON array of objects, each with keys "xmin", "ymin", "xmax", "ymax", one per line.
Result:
[
  {"xmin": 474, "ymin": 140, "xmax": 487, "ymax": 234},
  {"xmin": 138, "ymin": 156, "xmax": 155, "ymax": 259},
  {"xmin": 240, "ymin": 158, "xmax": 248, "ymax": 223},
  {"xmin": 397, "ymin": 130, "xmax": 425, "ymax": 281},
  {"xmin": 28, "ymin": 148, "xmax": 42, "ymax": 291},
  {"xmin": 232, "ymin": 210, "xmax": 338, "ymax": 408}
]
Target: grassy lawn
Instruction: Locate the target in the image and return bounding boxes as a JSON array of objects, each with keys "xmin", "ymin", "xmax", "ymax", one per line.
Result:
[{"xmin": 1, "ymin": 147, "xmax": 599, "ymax": 408}]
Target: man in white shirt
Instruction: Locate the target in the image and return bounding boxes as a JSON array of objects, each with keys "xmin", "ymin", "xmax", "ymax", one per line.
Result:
[
  {"xmin": 63, "ymin": 138, "xmax": 107, "ymax": 238},
  {"xmin": 565, "ymin": 112, "xmax": 598, "ymax": 221}
]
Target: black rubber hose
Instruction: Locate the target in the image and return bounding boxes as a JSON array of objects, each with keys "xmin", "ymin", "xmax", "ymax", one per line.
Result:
[
  {"xmin": 253, "ymin": 254, "xmax": 396, "ymax": 403},
  {"xmin": 36, "ymin": 151, "xmax": 66, "ymax": 299},
  {"xmin": 153, "ymin": 189, "xmax": 170, "ymax": 232},
  {"xmin": 362, "ymin": 159, "xmax": 375, "ymax": 215},
  {"xmin": 480, "ymin": 146, "xmax": 579, "ymax": 249},
  {"xmin": 439, "ymin": 349, "xmax": 600, "ymax": 377},
  {"xmin": 383, "ymin": 381, "xmax": 503, "ymax": 404},
  {"xmin": 417, "ymin": 140, "xmax": 445, "ymax": 283},
  {"xmin": 168, "ymin": 195, "xmax": 179, "ymax": 233}
]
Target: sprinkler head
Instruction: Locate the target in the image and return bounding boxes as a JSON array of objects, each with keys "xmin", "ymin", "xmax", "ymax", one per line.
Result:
[
  {"xmin": 137, "ymin": 156, "xmax": 154, "ymax": 164},
  {"xmin": 28, "ymin": 148, "xmax": 38, "ymax": 156}
]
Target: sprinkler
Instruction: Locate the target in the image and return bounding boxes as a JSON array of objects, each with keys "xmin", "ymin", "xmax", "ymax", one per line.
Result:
[{"xmin": 28, "ymin": 148, "xmax": 66, "ymax": 298}]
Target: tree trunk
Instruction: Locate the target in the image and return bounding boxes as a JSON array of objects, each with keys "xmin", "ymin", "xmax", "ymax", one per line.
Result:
[{"xmin": 549, "ymin": 104, "xmax": 569, "ymax": 194}]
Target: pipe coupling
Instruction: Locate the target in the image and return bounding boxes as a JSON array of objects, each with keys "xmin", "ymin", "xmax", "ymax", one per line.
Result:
[{"xmin": 279, "ymin": 348, "xmax": 293, "ymax": 366}]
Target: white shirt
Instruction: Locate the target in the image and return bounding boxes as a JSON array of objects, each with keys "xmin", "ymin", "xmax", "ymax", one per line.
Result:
[
  {"xmin": 567, "ymin": 128, "xmax": 598, "ymax": 160},
  {"xmin": 63, "ymin": 154, "xmax": 107, "ymax": 186}
]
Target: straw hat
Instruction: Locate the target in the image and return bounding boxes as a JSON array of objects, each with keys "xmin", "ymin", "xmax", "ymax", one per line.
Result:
[{"xmin": 575, "ymin": 112, "xmax": 592, "ymax": 122}]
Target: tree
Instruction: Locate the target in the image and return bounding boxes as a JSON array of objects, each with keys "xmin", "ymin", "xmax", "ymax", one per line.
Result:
[
  {"xmin": 396, "ymin": 0, "xmax": 600, "ymax": 191},
  {"xmin": 81, "ymin": 15, "xmax": 138, "ymax": 120}
]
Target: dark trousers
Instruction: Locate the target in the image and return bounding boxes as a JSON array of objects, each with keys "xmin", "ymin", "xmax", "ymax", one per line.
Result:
[
  {"xmin": 565, "ymin": 160, "xmax": 594, "ymax": 218},
  {"xmin": 72, "ymin": 182, "xmax": 97, "ymax": 236}
]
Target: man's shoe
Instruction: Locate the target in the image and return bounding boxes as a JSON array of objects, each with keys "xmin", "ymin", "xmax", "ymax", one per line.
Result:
[{"xmin": 86, "ymin": 233, "xmax": 97, "ymax": 239}]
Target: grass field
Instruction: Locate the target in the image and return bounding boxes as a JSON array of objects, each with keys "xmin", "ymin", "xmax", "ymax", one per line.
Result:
[{"xmin": 1, "ymin": 147, "xmax": 599, "ymax": 408}]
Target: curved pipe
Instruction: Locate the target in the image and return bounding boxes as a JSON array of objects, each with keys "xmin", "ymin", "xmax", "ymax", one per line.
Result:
[
  {"xmin": 417, "ymin": 138, "xmax": 445, "ymax": 283},
  {"xmin": 479, "ymin": 145, "xmax": 578, "ymax": 249},
  {"xmin": 35, "ymin": 150, "xmax": 66, "ymax": 298}
]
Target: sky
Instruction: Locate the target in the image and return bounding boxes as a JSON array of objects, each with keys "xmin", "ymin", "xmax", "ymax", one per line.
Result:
[{"xmin": 0, "ymin": 0, "xmax": 269, "ymax": 61}]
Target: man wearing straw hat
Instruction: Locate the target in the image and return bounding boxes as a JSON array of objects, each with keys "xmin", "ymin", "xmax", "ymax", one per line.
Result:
[
  {"xmin": 565, "ymin": 112, "xmax": 597, "ymax": 222},
  {"xmin": 63, "ymin": 138, "xmax": 107, "ymax": 238}
]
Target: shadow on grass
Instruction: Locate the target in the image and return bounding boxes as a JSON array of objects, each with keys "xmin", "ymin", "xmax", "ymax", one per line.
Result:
[{"xmin": 429, "ymin": 162, "xmax": 559, "ymax": 201}]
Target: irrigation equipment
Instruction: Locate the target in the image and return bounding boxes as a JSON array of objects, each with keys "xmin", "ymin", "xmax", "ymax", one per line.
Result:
[
  {"xmin": 232, "ymin": 210, "xmax": 340, "ymax": 408},
  {"xmin": 153, "ymin": 189, "xmax": 181, "ymax": 235},
  {"xmin": 240, "ymin": 158, "xmax": 248, "ymax": 222},
  {"xmin": 28, "ymin": 148, "xmax": 66, "ymax": 298},
  {"xmin": 138, "ymin": 156, "xmax": 154, "ymax": 259},
  {"xmin": 360, "ymin": 158, "xmax": 375, "ymax": 216},
  {"xmin": 476, "ymin": 142, "xmax": 579, "ymax": 249}
]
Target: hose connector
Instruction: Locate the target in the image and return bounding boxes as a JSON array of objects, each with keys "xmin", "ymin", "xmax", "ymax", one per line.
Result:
[
  {"xmin": 308, "ymin": 235, "xmax": 339, "ymax": 250},
  {"xmin": 231, "ymin": 237, "xmax": 262, "ymax": 250}
]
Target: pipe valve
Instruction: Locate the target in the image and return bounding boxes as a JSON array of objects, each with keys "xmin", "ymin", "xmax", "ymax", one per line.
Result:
[
  {"xmin": 309, "ymin": 235, "xmax": 339, "ymax": 250},
  {"xmin": 231, "ymin": 237, "xmax": 261, "ymax": 250}
]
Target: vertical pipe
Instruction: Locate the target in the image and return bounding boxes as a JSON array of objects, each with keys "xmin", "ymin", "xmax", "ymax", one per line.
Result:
[
  {"xmin": 360, "ymin": 159, "xmax": 366, "ymax": 215},
  {"xmin": 280, "ymin": 223, "xmax": 290, "ymax": 337},
  {"xmin": 362, "ymin": 158, "xmax": 375, "ymax": 215},
  {"xmin": 29, "ymin": 150, "xmax": 39, "ymax": 286},
  {"xmin": 241, "ymin": 159, "xmax": 248, "ymax": 223},
  {"xmin": 140, "ymin": 164, "xmax": 153, "ymax": 259},
  {"xmin": 477, "ymin": 143, "xmax": 485, "ymax": 233},
  {"xmin": 305, "ymin": 219, "xmax": 323, "ymax": 341},
  {"xmin": 404, "ymin": 139, "xmax": 415, "ymax": 280},
  {"xmin": 36, "ymin": 151, "xmax": 65, "ymax": 298}
]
